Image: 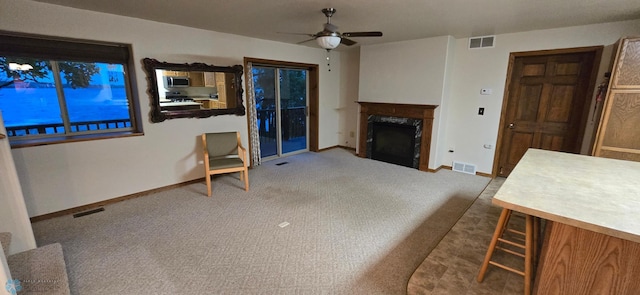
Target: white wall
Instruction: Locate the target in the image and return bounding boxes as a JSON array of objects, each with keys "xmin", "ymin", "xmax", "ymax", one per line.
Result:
[
  {"xmin": 338, "ymin": 48, "xmax": 360, "ymax": 148},
  {"xmin": 359, "ymin": 36, "xmax": 451, "ymax": 104},
  {"xmin": 1, "ymin": 112, "xmax": 17, "ymax": 295},
  {"xmin": 433, "ymin": 36, "xmax": 457, "ymax": 172},
  {"xmin": 0, "ymin": 246, "xmax": 11, "ymax": 295},
  {"xmin": 358, "ymin": 36, "xmax": 454, "ymax": 168},
  {"xmin": 444, "ymin": 19, "xmax": 640, "ymax": 174},
  {"xmin": 0, "ymin": 112, "xmax": 36, "ymax": 254},
  {"xmin": 0, "ymin": 0, "xmax": 344, "ymax": 217},
  {"xmin": 356, "ymin": 19, "xmax": 639, "ymax": 174}
]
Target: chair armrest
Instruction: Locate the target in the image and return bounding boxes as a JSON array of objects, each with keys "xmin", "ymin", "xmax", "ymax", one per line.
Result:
[
  {"xmin": 202, "ymin": 134, "xmax": 210, "ymax": 170},
  {"xmin": 237, "ymin": 145, "xmax": 247, "ymax": 162}
]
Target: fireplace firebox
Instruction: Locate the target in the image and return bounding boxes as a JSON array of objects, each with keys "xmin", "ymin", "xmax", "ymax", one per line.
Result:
[
  {"xmin": 357, "ymin": 102, "xmax": 438, "ymax": 172},
  {"xmin": 370, "ymin": 120, "xmax": 420, "ymax": 168}
]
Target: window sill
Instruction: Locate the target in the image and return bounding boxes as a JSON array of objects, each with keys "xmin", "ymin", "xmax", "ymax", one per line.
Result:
[{"xmin": 9, "ymin": 131, "xmax": 144, "ymax": 148}]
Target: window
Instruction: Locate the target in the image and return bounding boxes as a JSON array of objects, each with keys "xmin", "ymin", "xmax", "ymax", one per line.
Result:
[{"xmin": 0, "ymin": 33, "xmax": 142, "ymax": 147}]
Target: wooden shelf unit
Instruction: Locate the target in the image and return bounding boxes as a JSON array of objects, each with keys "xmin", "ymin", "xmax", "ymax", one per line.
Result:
[{"xmin": 593, "ymin": 37, "xmax": 640, "ymax": 162}]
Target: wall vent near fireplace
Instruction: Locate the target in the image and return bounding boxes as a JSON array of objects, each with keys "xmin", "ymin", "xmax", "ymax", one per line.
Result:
[{"xmin": 452, "ymin": 161, "xmax": 477, "ymax": 175}]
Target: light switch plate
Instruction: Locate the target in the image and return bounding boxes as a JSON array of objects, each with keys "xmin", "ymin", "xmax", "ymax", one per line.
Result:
[{"xmin": 481, "ymin": 88, "xmax": 492, "ymax": 95}]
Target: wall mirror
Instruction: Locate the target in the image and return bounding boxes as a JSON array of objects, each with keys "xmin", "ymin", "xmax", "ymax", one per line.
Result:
[{"xmin": 142, "ymin": 58, "xmax": 245, "ymax": 122}]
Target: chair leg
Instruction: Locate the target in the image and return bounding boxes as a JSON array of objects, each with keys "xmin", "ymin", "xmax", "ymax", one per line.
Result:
[
  {"xmin": 243, "ymin": 169, "xmax": 249, "ymax": 191},
  {"xmin": 477, "ymin": 208, "xmax": 511, "ymax": 282},
  {"xmin": 533, "ymin": 217, "xmax": 540, "ymax": 270},
  {"xmin": 477, "ymin": 208, "xmax": 535, "ymax": 295},
  {"xmin": 206, "ymin": 174, "xmax": 212, "ymax": 197},
  {"xmin": 524, "ymin": 214, "xmax": 534, "ymax": 295}
]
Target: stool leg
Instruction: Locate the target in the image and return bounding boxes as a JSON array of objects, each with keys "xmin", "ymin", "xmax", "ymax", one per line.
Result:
[
  {"xmin": 533, "ymin": 217, "xmax": 540, "ymax": 270},
  {"xmin": 477, "ymin": 208, "xmax": 511, "ymax": 283},
  {"xmin": 524, "ymin": 214, "xmax": 534, "ymax": 295}
]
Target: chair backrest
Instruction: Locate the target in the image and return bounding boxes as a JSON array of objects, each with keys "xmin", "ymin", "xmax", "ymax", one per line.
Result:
[{"xmin": 204, "ymin": 132, "xmax": 239, "ymax": 158}]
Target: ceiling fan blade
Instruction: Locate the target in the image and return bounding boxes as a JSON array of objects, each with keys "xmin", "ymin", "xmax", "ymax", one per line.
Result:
[
  {"xmin": 340, "ymin": 37, "xmax": 357, "ymax": 46},
  {"xmin": 342, "ymin": 31, "xmax": 383, "ymax": 37},
  {"xmin": 297, "ymin": 38, "xmax": 316, "ymax": 45},
  {"xmin": 278, "ymin": 32, "xmax": 315, "ymax": 36}
]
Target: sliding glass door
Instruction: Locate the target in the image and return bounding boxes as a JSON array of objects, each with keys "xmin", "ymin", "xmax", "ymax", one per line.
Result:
[{"xmin": 252, "ymin": 66, "xmax": 308, "ymax": 159}]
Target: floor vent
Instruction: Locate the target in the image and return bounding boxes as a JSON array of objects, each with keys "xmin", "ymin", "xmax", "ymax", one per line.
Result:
[
  {"xmin": 452, "ymin": 161, "xmax": 477, "ymax": 175},
  {"xmin": 275, "ymin": 162, "xmax": 289, "ymax": 166},
  {"xmin": 73, "ymin": 207, "xmax": 105, "ymax": 218},
  {"xmin": 469, "ymin": 35, "xmax": 495, "ymax": 49}
]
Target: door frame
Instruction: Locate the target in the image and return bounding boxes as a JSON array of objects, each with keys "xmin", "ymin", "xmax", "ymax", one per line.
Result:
[
  {"xmin": 260, "ymin": 66, "xmax": 310, "ymax": 159},
  {"xmin": 244, "ymin": 57, "xmax": 319, "ymax": 166},
  {"xmin": 492, "ymin": 46, "xmax": 603, "ymax": 177}
]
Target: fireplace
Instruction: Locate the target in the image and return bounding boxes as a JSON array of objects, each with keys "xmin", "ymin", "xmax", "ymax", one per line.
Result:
[
  {"xmin": 357, "ymin": 102, "xmax": 438, "ymax": 172},
  {"xmin": 369, "ymin": 119, "xmax": 421, "ymax": 168}
]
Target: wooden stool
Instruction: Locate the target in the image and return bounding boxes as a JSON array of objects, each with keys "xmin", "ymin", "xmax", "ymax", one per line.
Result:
[{"xmin": 477, "ymin": 208, "xmax": 539, "ymax": 295}]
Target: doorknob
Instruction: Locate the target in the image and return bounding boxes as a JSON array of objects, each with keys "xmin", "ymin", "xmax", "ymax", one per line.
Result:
[{"xmin": 508, "ymin": 123, "xmax": 515, "ymax": 129}]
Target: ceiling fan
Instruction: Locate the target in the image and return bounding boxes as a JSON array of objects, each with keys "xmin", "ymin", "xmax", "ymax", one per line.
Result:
[{"xmin": 294, "ymin": 8, "xmax": 383, "ymax": 50}]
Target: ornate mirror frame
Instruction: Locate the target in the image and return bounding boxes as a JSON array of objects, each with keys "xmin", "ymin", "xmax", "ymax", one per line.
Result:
[{"xmin": 142, "ymin": 58, "xmax": 245, "ymax": 123}]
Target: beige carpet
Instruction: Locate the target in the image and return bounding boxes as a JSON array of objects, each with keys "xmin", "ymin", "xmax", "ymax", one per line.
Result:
[
  {"xmin": 7, "ymin": 242, "xmax": 70, "ymax": 294},
  {"xmin": 32, "ymin": 148, "xmax": 490, "ymax": 294}
]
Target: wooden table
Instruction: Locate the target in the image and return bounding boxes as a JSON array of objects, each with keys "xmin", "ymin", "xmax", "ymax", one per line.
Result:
[{"xmin": 492, "ymin": 148, "xmax": 640, "ymax": 295}]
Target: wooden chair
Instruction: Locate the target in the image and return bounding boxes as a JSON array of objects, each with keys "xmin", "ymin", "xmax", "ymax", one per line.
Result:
[
  {"xmin": 477, "ymin": 208, "xmax": 540, "ymax": 295},
  {"xmin": 202, "ymin": 132, "xmax": 249, "ymax": 197}
]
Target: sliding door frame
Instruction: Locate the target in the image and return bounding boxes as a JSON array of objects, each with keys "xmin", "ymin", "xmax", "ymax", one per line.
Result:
[{"xmin": 244, "ymin": 57, "xmax": 319, "ymax": 167}]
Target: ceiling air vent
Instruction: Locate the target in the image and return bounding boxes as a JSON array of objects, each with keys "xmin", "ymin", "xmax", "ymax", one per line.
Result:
[
  {"xmin": 469, "ymin": 35, "xmax": 495, "ymax": 49},
  {"xmin": 452, "ymin": 161, "xmax": 477, "ymax": 175}
]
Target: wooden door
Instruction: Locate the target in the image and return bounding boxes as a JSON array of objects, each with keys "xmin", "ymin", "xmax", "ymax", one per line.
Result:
[{"xmin": 496, "ymin": 48, "xmax": 601, "ymax": 177}]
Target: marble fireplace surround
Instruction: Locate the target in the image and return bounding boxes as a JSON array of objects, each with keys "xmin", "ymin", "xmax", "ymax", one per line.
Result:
[{"xmin": 357, "ymin": 102, "xmax": 438, "ymax": 172}]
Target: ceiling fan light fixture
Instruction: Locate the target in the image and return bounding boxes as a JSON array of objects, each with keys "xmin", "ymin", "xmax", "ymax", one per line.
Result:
[{"xmin": 316, "ymin": 35, "xmax": 341, "ymax": 49}]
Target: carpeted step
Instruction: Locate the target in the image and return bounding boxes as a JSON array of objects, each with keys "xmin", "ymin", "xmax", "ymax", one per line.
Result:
[
  {"xmin": 7, "ymin": 243, "xmax": 70, "ymax": 295},
  {"xmin": 0, "ymin": 232, "xmax": 10, "ymax": 258}
]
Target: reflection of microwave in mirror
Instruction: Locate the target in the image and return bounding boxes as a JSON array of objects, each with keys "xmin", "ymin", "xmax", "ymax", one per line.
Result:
[{"xmin": 165, "ymin": 76, "xmax": 190, "ymax": 87}]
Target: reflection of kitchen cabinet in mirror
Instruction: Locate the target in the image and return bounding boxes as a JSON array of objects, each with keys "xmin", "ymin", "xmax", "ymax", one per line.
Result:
[{"xmin": 142, "ymin": 58, "xmax": 245, "ymax": 123}]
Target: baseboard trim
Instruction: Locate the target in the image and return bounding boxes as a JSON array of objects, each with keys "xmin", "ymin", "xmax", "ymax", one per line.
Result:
[
  {"xmin": 317, "ymin": 145, "xmax": 337, "ymax": 152},
  {"xmin": 476, "ymin": 171, "xmax": 492, "ymax": 178},
  {"xmin": 428, "ymin": 165, "xmax": 446, "ymax": 173},
  {"xmin": 337, "ymin": 145, "xmax": 356, "ymax": 152},
  {"xmin": 30, "ymin": 178, "xmax": 204, "ymax": 223},
  {"xmin": 316, "ymin": 145, "xmax": 357, "ymax": 153}
]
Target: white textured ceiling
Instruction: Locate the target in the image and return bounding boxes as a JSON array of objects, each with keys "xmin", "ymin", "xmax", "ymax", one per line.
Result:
[{"xmin": 31, "ymin": 0, "xmax": 640, "ymax": 49}]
